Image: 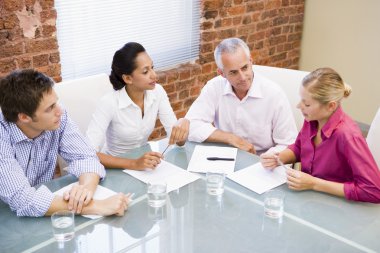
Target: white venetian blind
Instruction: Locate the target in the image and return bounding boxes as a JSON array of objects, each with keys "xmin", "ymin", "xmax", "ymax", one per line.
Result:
[{"xmin": 55, "ymin": 0, "xmax": 200, "ymax": 80}]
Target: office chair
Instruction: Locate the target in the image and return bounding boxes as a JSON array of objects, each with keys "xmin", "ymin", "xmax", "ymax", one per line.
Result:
[{"xmin": 367, "ymin": 107, "xmax": 380, "ymax": 168}]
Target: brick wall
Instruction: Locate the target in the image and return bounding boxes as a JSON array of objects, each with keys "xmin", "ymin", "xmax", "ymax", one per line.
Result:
[
  {"xmin": 150, "ymin": 0, "xmax": 305, "ymax": 139},
  {"xmin": 0, "ymin": 0, "xmax": 305, "ymax": 140},
  {"xmin": 0, "ymin": 0, "xmax": 61, "ymax": 82}
]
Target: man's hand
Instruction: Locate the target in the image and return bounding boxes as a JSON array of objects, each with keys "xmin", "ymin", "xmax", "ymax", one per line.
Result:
[
  {"xmin": 169, "ymin": 118, "xmax": 189, "ymax": 146},
  {"xmin": 227, "ymin": 133, "xmax": 256, "ymax": 154},
  {"xmin": 64, "ymin": 184, "xmax": 94, "ymax": 213}
]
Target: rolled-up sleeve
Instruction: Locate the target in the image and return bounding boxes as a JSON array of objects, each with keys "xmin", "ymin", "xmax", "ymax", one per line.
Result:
[
  {"xmin": 343, "ymin": 136, "xmax": 380, "ymax": 203},
  {"xmin": 267, "ymin": 92, "xmax": 298, "ymax": 153},
  {"xmin": 185, "ymin": 83, "xmax": 218, "ymax": 142},
  {"xmin": 86, "ymin": 96, "xmax": 115, "ymax": 152}
]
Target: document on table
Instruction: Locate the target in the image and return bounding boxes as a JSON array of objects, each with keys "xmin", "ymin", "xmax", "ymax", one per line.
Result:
[
  {"xmin": 54, "ymin": 182, "xmax": 117, "ymax": 219},
  {"xmin": 187, "ymin": 145, "xmax": 237, "ymax": 174},
  {"xmin": 227, "ymin": 162, "xmax": 287, "ymax": 194},
  {"xmin": 123, "ymin": 160, "xmax": 201, "ymax": 193}
]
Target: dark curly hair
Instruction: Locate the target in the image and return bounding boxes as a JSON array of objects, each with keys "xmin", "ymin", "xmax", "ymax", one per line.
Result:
[
  {"xmin": 109, "ymin": 42, "xmax": 146, "ymax": 90},
  {"xmin": 0, "ymin": 69, "xmax": 54, "ymax": 122}
]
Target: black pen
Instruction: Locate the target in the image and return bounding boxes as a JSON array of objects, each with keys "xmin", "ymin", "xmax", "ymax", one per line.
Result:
[{"xmin": 207, "ymin": 157, "xmax": 235, "ymax": 161}]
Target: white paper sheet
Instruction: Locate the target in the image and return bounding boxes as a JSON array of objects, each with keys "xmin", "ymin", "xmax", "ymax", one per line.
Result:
[
  {"xmin": 54, "ymin": 183, "xmax": 117, "ymax": 219},
  {"xmin": 187, "ymin": 145, "xmax": 237, "ymax": 174},
  {"xmin": 123, "ymin": 160, "xmax": 200, "ymax": 193},
  {"xmin": 227, "ymin": 162, "xmax": 287, "ymax": 194},
  {"xmin": 148, "ymin": 138, "xmax": 169, "ymax": 153}
]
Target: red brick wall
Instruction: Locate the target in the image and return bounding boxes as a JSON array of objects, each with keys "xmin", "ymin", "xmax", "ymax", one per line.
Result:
[
  {"xmin": 0, "ymin": 0, "xmax": 305, "ymax": 140},
  {"xmin": 150, "ymin": 0, "xmax": 305, "ymax": 139},
  {"xmin": 0, "ymin": 0, "xmax": 61, "ymax": 82}
]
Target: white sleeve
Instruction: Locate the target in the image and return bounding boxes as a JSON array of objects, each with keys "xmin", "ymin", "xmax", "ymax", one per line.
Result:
[
  {"xmin": 267, "ymin": 90, "xmax": 298, "ymax": 154},
  {"xmin": 86, "ymin": 95, "xmax": 115, "ymax": 152},
  {"xmin": 185, "ymin": 82, "xmax": 218, "ymax": 142},
  {"xmin": 156, "ymin": 85, "xmax": 177, "ymax": 136}
]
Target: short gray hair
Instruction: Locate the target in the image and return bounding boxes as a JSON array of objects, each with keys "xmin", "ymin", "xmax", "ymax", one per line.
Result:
[{"xmin": 214, "ymin": 38, "xmax": 251, "ymax": 70}]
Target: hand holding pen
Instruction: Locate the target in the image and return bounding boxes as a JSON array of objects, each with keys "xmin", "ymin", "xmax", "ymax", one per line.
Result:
[
  {"xmin": 134, "ymin": 152, "xmax": 162, "ymax": 170},
  {"xmin": 260, "ymin": 152, "xmax": 281, "ymax": 169}
]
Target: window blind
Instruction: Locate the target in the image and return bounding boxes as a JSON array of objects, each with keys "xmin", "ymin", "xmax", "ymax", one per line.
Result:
[{"xmin": 55, "ymin": 0, "xmax": 200, "ymax": 80}]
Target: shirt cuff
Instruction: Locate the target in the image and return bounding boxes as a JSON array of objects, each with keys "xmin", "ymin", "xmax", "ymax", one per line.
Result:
[
  {"xmin": 17, "ymin": 185, "xmax": 54, "ymax": 217},
  {"xmin": 67, "ymin": 159, "xmax": 106, "ymax": 179},
  {"xmin": 343, "ymin": 182, "xmax": 356, "ymax": 201}
]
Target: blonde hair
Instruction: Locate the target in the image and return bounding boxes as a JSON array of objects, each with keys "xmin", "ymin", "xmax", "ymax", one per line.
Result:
[{"xmin": 302, "ymin": 67, "xmax": 352, "ymax": 104}]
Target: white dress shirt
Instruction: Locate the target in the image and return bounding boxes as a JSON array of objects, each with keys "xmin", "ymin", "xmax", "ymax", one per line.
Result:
[
  {"xmin": 86, "ymin": 84, "xmax": 177, "ymax": 156},
  {"xmin": 185, "ymin": 69, "xmax": 298, "ymax": 153}
]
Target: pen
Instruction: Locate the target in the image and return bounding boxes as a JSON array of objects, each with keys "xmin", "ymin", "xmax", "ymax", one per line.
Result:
[
  {"xmin": 128, "ymin": 193, "xmax": 135, "ymax": 202},
  {"xmin": 161, "ymin": 144, "xmax": 171, "ymax": 156},
  {"xmin": 275, "ymin": 156, "xmax": 288, "ymax": 170},
  {"xmin": 207, "ymin": 157, "xmax": 235, "ymax": 161}
]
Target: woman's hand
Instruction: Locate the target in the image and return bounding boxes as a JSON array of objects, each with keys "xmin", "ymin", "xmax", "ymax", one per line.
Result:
[
  {"xmin": 90, "ymin": 193, "xmax": 130, "ymax": 216},
  {"xmin": 286, "ymin": 168, "xmax": 316, "ymax": 191},
  {"xmin": 133, "ymin": 152, "xmax": 162, "ymax": 170},
  {"xmin": 260, "ymin": 152, "xmax": 279, "ymax": 169},
  {"xmin": 169, "ymin": 118, "xmax": 189, "ymax": 146}
]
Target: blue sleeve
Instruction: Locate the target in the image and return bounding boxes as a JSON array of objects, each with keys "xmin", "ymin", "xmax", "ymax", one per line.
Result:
[
  {"xmin": 58, "ymin": 110, "xmax": 106, "ymax": 179},
  {"xmin": 0, "ymin": 123, "xmax": 54, "ymax": 217}
]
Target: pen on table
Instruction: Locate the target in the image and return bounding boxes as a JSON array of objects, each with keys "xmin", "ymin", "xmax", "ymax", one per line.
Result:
[{"xmin": 207, "ymin": 157, "xmax": 235, "ymax": 161}]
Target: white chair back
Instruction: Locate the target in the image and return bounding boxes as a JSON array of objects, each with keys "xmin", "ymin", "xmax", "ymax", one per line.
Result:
[
  {"xmin": 367, "ymin": 107, "xmax": 380, "ymax": 168},
  {"xmin": 54, "ymin": 73, "xmax": 113, "ymax": 134},
  {"xmin": 253, "ymin": 65, "xmax": 309, "ymax": 130}
]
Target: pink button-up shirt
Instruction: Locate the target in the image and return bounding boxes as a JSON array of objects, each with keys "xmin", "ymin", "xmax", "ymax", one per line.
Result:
[{"xmin": 288, "ymin": 106, "xmax": 380, "ymax": 203}]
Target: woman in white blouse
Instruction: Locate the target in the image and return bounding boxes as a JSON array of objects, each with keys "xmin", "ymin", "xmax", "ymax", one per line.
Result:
[{"xmin": 86, "ymin": 42, "xmax": 189, "ymax": 170}]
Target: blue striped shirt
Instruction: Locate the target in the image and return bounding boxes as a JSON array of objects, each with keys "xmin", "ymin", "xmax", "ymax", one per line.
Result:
[{"xmin": 0, "ymin": 110, "xmax": 105, "ymax": 217}]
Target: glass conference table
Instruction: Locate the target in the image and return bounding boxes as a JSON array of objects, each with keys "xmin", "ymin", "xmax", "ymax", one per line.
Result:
[{"xmin": 1, "ymin": 140, "xmax": 380, "ymax": 253}]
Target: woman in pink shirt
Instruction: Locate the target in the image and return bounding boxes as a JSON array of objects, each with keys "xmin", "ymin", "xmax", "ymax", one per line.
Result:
[{"xmin": 261, "ymin": 67, "xmax": 380, "ymax": 203}]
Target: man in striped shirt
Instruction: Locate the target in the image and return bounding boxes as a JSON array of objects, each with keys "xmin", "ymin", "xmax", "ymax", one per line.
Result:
[{"xmin": 0, "ymin": 69, "xmax": 130, "ymax": 217}]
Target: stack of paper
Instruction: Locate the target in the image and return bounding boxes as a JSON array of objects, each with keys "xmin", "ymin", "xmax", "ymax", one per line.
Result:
[
  {"xmin": 124, "ymin": 160, "xmax": 200, "ymax": 193},
  {"xmin": 187, "ymin": 145, "xmax": 237, "ymax": 174},
  {"xmin": 227, "ymin": 162, "xmax": 287, "ymax": 194}
]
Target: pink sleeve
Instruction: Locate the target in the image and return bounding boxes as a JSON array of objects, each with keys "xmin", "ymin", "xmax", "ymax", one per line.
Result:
[{"xmin": 343, "ymin": 136, "xmax": 380, "ymax": 203}]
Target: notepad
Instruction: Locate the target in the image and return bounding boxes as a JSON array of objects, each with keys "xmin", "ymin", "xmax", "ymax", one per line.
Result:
[
  {"xmin": 187, "ymin": 145, "xmax": 237, "ymax": 174},
  {"xmin": 227, "ymin": 162, "xmax": 287, "ymax": 194},
  {"xmin": 123, "ymin": 160, "xmax": 201, "ymax": 193}
]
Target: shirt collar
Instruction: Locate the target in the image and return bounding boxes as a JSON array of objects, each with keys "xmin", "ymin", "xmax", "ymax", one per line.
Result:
[
  {"xmin": 309, "ymin": 106, "xmax": 344, "ymax": 139},
  {"xmin": 321, "ymin": 106, "xmax": 344, "ymax": 138},
  {"xmin": 222, "ymin": 72, "xmax": 263, "ymax": 99},
  {"xmin": 118, "ymin": 87, "xmax": 157, "ymax": 109},
  {"xmin": 8, "ymin": 121, "xmax": 48, "ymax": 143}
]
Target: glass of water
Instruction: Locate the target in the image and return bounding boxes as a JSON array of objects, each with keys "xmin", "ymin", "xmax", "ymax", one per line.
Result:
[
  {"xmin": 206, "ymin": 171, "xmax": 225, "ymax": 196},
  {"xmin": 51, "ymin": 210, "xmax": 75, "ymax": 242},
  {"xmin": 147, "ymin": 181, "xmax": 167, "ymax": 207},
  {"xmin": 264, "ymin": 189, "xmax": 285, "ymax": 220}
]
